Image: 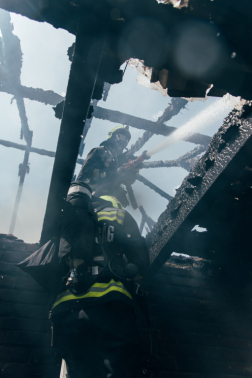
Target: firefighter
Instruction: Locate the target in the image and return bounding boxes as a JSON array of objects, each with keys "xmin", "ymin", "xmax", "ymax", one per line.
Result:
[
  {"xmin": 77, "ymin": 125, "xmax": 137, "ymax": 192},
  {"xmin": 51, "ymin": 185, "xmax": 150, "ymax": 378}
]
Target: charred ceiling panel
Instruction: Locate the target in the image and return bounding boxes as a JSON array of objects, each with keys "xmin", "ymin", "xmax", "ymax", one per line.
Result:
[{"xmin": 1, "ymin": 0, "xmax": 252, "ymax": 99}]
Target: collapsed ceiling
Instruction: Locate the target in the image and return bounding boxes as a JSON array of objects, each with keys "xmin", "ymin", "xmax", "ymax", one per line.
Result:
[{"xmin": 0, "ymin": 0, "xmax": 252, "ymax": 100}]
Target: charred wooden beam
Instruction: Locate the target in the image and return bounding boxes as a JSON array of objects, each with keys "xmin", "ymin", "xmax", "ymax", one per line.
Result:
[
  {"xmin": 102, "ymin": 82, "xmax": 111, "ymax": 101},
  {"xmin": 137, "ymin": 174, "xmax": 172, "ymax": 201},
  {"xmin": 125, "ymin": 183, "xmax": 138, "ymax": 209},
  {"xmin": 126, "ymin": 97, "xmax": 189, "ymax": 156},
  {"xmin": 178, "ymin": 145, "xmax": 206, "ymax": 171},
  {"xmin": 139, "ymin": 205, "xmax": 155, "ymax": 233},
  {"xmin": 0, "ymin": 10, "xmax": 63, "ymax": 107},
  {"xmin": 15, "ymin": 96, "xmax": 33, "ymax": 145},
  {"xmin": 9, "ymin": 147, "xmax": 31, "ymax": 234},
  {"xmin": 139, "ymin": 215, "xmax": 145, "ymax": 235},
  {"xmin": 143, "ymin": 102, "xmax": 252, "ymax": 283},
  {"xmin": 0, "ymin": 139, "xmax": 56, "ymax": 157},
  {"xmin": 0, "ymin": 81, "xmax": 64, "ymax": 105},
  {"xmin": 142, "ymin": 158, "xmax": 180, "ymax": 169},
  {"xmin": 93, "ymin": 104, "xmax": 210, "ymax": 147},
  {"xmin": 79, "ymin": 99, "xmax": 99, "ymax": 157},
  {"xmin": 0, "ymin": 10, "xmax": 22, "ymax": 82},
  {"xmin": 127, "ymin": 131, "xmax": 153, "ymax": 156},
  {"xmin": 157, "ymin": 98, "xmax": 188, "ymax": 124},
  {"xmin": 0, "ymin": 10, "xmax": 33, "ymax": 145},
  {"xmin": 142, "ymin": 145, "xmax": 206, "ymax": 171},
  {"xmin": 40, "ymin": 15, "xmax": 107, "ymax": 245},
  {"xmin": 0, "ymin": 10, "xmax": 34, "ymax": 234},
  {"xmin": 0, "ymin": 139, "xmax": 92, "ymax": 166}
]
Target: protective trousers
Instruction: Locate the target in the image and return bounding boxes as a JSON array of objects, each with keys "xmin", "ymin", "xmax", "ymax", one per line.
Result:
[{"xmin": 55, "ymin": 302, "xmax": 141, "ymax": 378}]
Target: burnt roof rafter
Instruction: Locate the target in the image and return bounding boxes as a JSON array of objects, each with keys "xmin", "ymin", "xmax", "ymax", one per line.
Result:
[
  {"xmin": 0, "ymin": 81, "xmax": 64, "ymax": 105},
  {"xmin": 92, "ymin": 105, "xmax": 211, "ymax": 147}
]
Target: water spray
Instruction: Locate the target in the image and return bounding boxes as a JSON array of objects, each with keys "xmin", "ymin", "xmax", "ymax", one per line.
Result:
[
  {"xmin": 119, "ymin": 95, "xmax": 243, "ymax": 171},
  {"xmin": 146, "ymin": 95, "xmax": 243, "ymax": 158}
]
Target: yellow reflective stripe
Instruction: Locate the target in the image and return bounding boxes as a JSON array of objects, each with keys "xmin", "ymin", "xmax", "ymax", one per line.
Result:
[
  {"xmin": 98, "ymin": 211, "xmax": 118, "ymax": 216},
  {"xmin": 107, "ymin": 126, "xmax": 124, "ymax": 140},
  {"xmin": 98, "ymin": 211, "xmax": 124, "ymax": 219},
  {"xmin": 53, "ymin": 279, "xmax": 132, "ymax": 308},
  {"xmin": 100, "ymin": 195, "xmax": 123, "ymax": 209},
  {"xmin": 97, "ymin": 210, "xmax": 125, "ymax": 225},
  {"xmin": 98, "ymin": 215, "xmax": 123, "ymax": 225}
]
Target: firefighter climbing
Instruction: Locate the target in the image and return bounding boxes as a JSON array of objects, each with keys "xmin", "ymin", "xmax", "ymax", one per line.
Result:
[{"xmin": 49, "ymin": 182, "xmax": 149, "ymax": 378}]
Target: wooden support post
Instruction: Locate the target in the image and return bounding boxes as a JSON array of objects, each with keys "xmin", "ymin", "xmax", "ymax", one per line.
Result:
[{"xmin": 40, "ymin": 15, "xmax": 106, "ymax": 244}]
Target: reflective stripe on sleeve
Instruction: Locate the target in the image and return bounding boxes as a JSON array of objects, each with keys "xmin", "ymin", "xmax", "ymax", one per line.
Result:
[
  {"xmin": 68, "ymin": 185, "xmax": 91, "ymax": 198},
  {"xmin": 53, "ymin": 279, "xmax": 132, "ymax": 308}
]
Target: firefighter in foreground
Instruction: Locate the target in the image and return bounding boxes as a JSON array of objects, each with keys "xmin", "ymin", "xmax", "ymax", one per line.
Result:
[
  {"xmin": 50, "ymin": 181, "xmax": 150, "ymax": 378},
  {"xmin": 77, "ymin": 125, "xmax": 138, "ymax": 192}
]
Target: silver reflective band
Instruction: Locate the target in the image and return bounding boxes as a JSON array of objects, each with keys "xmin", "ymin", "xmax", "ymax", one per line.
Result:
[
  {"xmin": 94, "ymin": 256, "xmax": 104, "ymax": 261},
  {"xmin": 68, "ymin": 185, "xmax": 91, "ymax": 198},
  {"xmin": 92, "ymin": 266, "xmax": 99, "ymax": 275}
]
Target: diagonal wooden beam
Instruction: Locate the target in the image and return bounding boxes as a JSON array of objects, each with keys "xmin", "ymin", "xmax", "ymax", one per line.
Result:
[{"xmin": 93, "ymin": 105, "xmax": 211, "ymax": 147}]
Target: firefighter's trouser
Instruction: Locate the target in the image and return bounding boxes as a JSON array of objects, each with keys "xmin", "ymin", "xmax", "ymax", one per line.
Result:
[{"xmin": 55, "ymin": 301, "xmax": 141, "ymax": 378}]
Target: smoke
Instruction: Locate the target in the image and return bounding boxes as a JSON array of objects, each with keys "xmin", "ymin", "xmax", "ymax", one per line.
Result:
[{"xmin": 147, "ymin": 95, "xmax": 242, "ymax": 157}]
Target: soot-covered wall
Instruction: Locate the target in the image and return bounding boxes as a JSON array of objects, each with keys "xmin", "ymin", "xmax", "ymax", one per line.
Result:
[{"xmin": 1, "ymin": 234, "xmax": 252, "ymax": 378}]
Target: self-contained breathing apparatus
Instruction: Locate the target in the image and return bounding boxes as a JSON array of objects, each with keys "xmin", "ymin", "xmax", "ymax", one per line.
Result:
[
  {"xmin": 59, "ymin": 181, "xmax": 139, "ymax": 296},
  {"xmin": 17, "ymin": 181, "xmax": 139, "ymax": 296}
]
